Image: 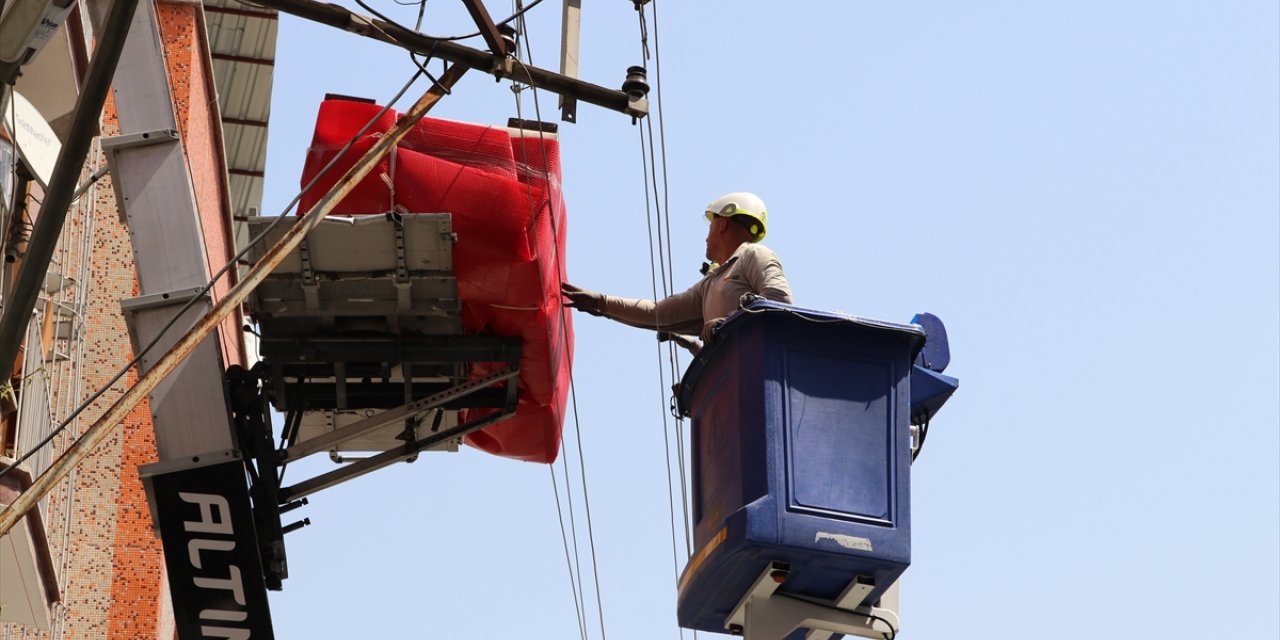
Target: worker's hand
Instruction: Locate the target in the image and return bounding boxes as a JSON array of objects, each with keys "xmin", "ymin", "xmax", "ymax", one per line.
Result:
[
  {"xmin": 708, "ymin": 318, "xmax": 726, "ymax": 335},
  {"xmin": 658, "ymin": 331, "xmax": 702, "ymax": 356},
  {"xmin": 561, "ymin": 282, "xmax": 605, "ymax": 316},
  {"xmin": 740, "ymin": 292, "xmax": 765, "ymax": 308},
  {"xmin": 700, "ymin": 318, "xmax": 726, "ymax": 345}
]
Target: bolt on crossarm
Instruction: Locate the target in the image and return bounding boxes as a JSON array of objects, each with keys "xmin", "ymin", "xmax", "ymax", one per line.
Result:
[{"xmin": 0, "ymin": 64, "xmax": 468, "ymax": 538}]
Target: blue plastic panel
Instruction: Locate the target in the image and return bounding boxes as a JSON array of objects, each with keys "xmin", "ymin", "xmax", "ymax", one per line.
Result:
[{"xmin": 785, "ymin": 349, "xmax": 893, "ymax": 523}]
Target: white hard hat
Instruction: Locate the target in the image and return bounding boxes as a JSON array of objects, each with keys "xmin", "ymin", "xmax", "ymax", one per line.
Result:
[{"xmin": 704, "ymin": 191, "xmax": 767, "ymax": 242}]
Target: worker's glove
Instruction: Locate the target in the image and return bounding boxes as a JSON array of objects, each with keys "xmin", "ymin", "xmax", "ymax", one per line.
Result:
[
  {"xmin": 561, "ymin": 282, "xmax": 606, "ymax": 316},
  {"xmin": 657, "ymin": 331, "xmax": 702, "ymax": 356},
  {"xmin": 700, "ymin": 318, "xmax": 727, "ymax": 345},
  {"xmin": 708, "ymin": 318, "xmax": 726, "ymax": 336},
  {"xmin": 740, "ymin": 292, "xmax": 765, "ymax": 308}
]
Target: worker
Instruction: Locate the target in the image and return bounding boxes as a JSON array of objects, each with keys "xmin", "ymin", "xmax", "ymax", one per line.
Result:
[{"xmin": 562, "ymin": 192, "xmax": 792, "ymax": 352}]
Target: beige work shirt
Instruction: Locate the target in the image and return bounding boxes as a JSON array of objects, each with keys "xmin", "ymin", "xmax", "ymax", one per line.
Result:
[{"xmin": 602, "ymin": 242, "xmax": 793, "ymax": 341}]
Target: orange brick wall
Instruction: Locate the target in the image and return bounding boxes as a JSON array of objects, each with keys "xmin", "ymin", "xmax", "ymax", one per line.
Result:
[
  {"xmin": 156, "ymin": 1, "xmax": 245, "ymax": 369},
  {"xmin": 105, "ymin": 386, "xmax": 166, "ymax": 639},
  {"xmin": 60, "ymin": 99, "xmax": 169, "ymax": 639}
]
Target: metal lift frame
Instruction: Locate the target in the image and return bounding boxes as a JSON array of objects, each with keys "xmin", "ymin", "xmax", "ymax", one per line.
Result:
[
  {"xmin": 726, "ymin": 562, "xmax": 901, "ymax": 640},
  {"xmin": 227, "ymin": 333, "xmax": 521, "ymax": 590}
]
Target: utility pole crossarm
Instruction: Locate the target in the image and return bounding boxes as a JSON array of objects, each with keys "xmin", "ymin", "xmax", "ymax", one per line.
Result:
[{"xmin": 249, "ymin": 0, "xmax": 647, "ymax": 118}]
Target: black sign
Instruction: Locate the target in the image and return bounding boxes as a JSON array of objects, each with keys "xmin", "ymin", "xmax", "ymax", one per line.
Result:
[{"xmin": 146, "ymin": 456, "xmax": 274, "ymax": 639}]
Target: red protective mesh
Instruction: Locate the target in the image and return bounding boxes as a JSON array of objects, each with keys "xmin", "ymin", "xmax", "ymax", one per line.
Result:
[{"xmin": 298, "ymin": 98, "xmax": 573, "ymax": 464}]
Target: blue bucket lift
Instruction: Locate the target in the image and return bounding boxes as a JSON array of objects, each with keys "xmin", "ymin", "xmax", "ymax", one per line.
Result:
[{"xmin": 674, "ymin": 300, "xmax": 957, "ymax": 639}]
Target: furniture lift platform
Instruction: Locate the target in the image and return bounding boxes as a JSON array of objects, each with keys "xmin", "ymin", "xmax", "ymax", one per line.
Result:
[
  {"xmin": 243, "ymin": 213, "xmax": 520, "ymax": 459},
  {"xmin": 233, "ymin": 213, "xmax": 521, "ymax": 590}
]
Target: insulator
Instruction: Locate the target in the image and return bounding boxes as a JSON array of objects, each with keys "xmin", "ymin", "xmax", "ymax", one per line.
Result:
[{"xmin": 622, "ymin": 65, "xmax": 649, "ymax": 100}]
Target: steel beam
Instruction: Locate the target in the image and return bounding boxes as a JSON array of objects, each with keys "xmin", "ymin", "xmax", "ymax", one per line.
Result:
[
  {"xmin": 277, "ymin": 383, "xmax": 507, "ymax": 410},
  {"xmin": 459, "ymin": 0, "xmax": 508, "ymax": 56},
  {"xmin": 279, "ymin": 366, "xmax": 517, "ymax": 462},
  {"xmin": 211, "ymin": 52, "xmax": 274, "ymax": 66},
  {"xmin": 258, "ymin": 334, "xmax": 521, "ymax": 366},
  {"xmin": 202, "ymin": 4, "xmax": 277, "ymax": 20},
  {"xmin": 222, "ymin": 116, "xmax": 270, "ymax": 128},
  {"xmin": 248, "ymin": 0, "xmax": 646, "ymax": 118},
  {"xmin": 558, "ymin": 0, "xmax": 581, "ymax": 122},
  {"xmin": 278, "ymin": 406, "xmax": 515, "ymax": 502},
  {"xmin": 106, "ymin": 0, "xmax": 236, "ymax": 460}
]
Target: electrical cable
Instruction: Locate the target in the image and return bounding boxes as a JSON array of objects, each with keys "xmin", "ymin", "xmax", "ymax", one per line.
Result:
[
  {"xmin": 639, "ymin": 0, "xmax": 692, "ymax": 557},
  {"xmin": 639, "ymin": 101, "xmax": 693, "ymax": 640},
  {"xmin": 406, "ymin": 0, "xmax": 451, "ymax": 89},
  {"xmin": 549, "ymin": 464, "xmax": 590, "ymax": 640},
  {"xmin": 867, "ymin": 610, "xmax": 898, "ymax": 640},
  {"xmin": 776, "ymin": 592, "xmax": 898, "ymax": 640},
  {"xmin": 514, "ymin": 73, "xmax": 609, "ymax": 640},
  {"xmin": 509, "ymin": 12, "xmax": 614, "ymax": 634},
  {"xmin": 634, "ymin": 5, "xmax": 694, "ymax": 638},
  {"xmin": 0, "ymin": 66, "xmax": 431, "ymax": 483},
  {"xmin": 504, "ymin": 17, "xmax": 599, "ymax": 637},
  {"xmin": 638, "ymin": 107, "xmax": 684, "ymax": 582},
  {"xmin": 508, "ymin": 64, "xmax": 590, "ymax": 640},
  {"xmin": 350, "ymin": 0, "xmax": 544, "ymax": 44},
  {"xmin": 633, "ymin": 4, "xmax": 698, "ymax": 638}
]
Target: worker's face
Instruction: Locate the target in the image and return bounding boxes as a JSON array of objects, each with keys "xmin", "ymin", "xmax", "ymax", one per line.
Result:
[{"xmin": 704, "ymin": 217, "xmax": 719, "ymax": 261}]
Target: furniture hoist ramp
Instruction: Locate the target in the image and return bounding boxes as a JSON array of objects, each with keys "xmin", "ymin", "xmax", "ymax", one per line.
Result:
[{"xmin": 223, "ymin": 212, "xmax": 522, "ymax": 588}]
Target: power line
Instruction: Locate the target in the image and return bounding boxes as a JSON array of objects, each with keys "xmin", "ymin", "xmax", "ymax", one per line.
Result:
[
  {"xmin": 349, "ymin": 0, "xmax": 545, "ymax": 44},
  {"xmin": 636, "ymin": 3, "xmax": 693, "ymax": 638},
  {"xmin": 647, "ymin": 0, "xmax": 693, "ymax": 560},
  {"xmin": 509, "ymin": 11, "xmax": 608, "ymax": 636}
]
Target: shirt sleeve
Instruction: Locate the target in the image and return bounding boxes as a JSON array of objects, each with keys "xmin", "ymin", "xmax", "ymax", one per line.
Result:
[
  {"xmin": 744, "ymin": 245, "xmax": 793, "ymax": 303},
  {"xmin": 602, "ymin": 285, "xmax": 706, "ymax": 335}
]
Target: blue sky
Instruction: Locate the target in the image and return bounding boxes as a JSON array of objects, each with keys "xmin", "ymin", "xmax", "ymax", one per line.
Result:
[{"xmin": 260, "ymin": 2, "xmax": 1279, "ymax": 638}]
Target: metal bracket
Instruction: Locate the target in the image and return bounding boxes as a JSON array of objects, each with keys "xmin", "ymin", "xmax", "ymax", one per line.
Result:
[
  {"xmin": 296, "ymin": 236, "xmax": 321, "ymax": 315},
  {"xmin": 119, "ymin": 287, "xmax": 207, "ymax": 313},
  {"xmin": 391, "ymin": 216, "xmax": 412, "ymax": 323},
  {"xmin": 834, "ymin": 575, "xmax": 877, "ymax": 611},
  {"xmin": 101, "ymin": 129, "xmax": 182, "ymax": 224},
  {"xmin": 278, "ymin": 404, "xmax": 516, "ymax": 502},
  {"xmin": 333, "ymin": 361, "xmax": 348, "ymax": 409},
  {"xmin": 391, "ymin": 217, "xmax": 410, "ymax": 284},
  {"xmin": 100, "ymin": 129, "xmax": 181, "ymax": 151},
  {"xmin": 279, "ymin": 366, "xmax": 519, "ymax": 462},
  {"xmin": 119, "ymin": 287, "xmax": 214, "ymax": 376},
  {"xmin": 559, "ymin": 0, "xmax": 582, "ymax": 123},
  {"xmin": 626, "ymin": 96, "xmax": 649, "ymax": 119},
  {"xmin": 725, "ymin": 563, "xmax": 900, "ymax": 640}
]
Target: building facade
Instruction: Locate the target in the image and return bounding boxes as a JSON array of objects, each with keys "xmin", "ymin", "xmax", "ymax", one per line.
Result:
[{"xmin": 0, "ymin": 0, "xmax": 269, "ymax": 635}]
